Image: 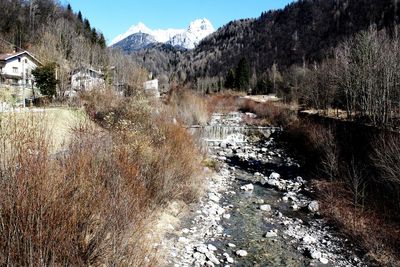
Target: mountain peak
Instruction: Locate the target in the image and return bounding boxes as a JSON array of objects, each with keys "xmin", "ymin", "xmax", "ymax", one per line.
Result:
[
  {"xmin": 110, "ymin": 19, "xmax": 215, "ymax": 50},
  {"xmin": 188, "ymin": 18, "xmax": 214, "ymax": 32}
]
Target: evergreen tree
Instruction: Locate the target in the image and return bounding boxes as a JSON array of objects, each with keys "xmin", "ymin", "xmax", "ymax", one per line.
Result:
[
  {"xmin": 32, "ymin": 63, "xmax": 58, "ymax": 97},
  {"xmin": 98, "ymin": 33, "xmax": 106, "ymax": 48},
  {"xmin": 224, "ymin": 68, "xmax": 235, "ymax": 89},
  {"xmin": 235, "ymin": 57, "xmax": 250, "ymax": 90},
  {"xmin": 77, "ymin": 11, "xmax": 83, "ymax": 22},
  {"xmin": 83, "ymin": 18, "xmax": 90, "ymax": 31},
  {"xmin": 90, "ymin": 28, "xmax": 97, "ymax": 44}
]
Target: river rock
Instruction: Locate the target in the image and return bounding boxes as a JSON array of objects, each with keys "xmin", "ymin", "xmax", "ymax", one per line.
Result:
[
  {"xmin": 209, "ymin": 193, "xmax": 220, "ymax": 203},
  {"xmin": 205, "ymin": 251, "xmax": 220, "ymax": 264},
  {"xmin": 196, "ymin": 244, "xmax": 209, "ymax": 254},
  {"xmin": 265, "ymin": 229, "xmax": 278, "ymax": 237},
  {"xmin": 236, "ymin": 250, "xmax": 248, "ymax": 257},
  {"xmin": 207, "ymin": 244, "xmax": 218, "ymax": 251},
  {"xmin": 227, "ymin": 243, "xmax": 236, "ymax": 248},
  {"xmin": 308, "ymin": 201, "xmax": 319, "ymax": 212},
  {"xmin": 311, "ymin": 250, "xmax": 322, "ymax": 260},
  {"xmin": 260, "ymin": 204, "xmax": 272, "ymax": 211},
  {"xmin": 269, "ymin": 172, "xmax": 281, "ymax": 179},
  {"xmin": 240, "ymin": 183, "xmax": 254, "ymax": 191},
  {"xmin": 320, "ymin": 257, "xmax": 329, "ymax": 264},
  {"xmin": 223, "ymin": 213, "xmax": 231, "ymax": 219},
  {"xmin": 302, "ymin": 235, "xmax": 317, "ymax": 244},
  {"xmin": 223, "ymin": 253, "xmax": 234, "ymax": 263}
]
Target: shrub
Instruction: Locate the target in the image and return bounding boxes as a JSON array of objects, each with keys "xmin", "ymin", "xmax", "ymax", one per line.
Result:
[{"xmin": 0, "ymin": 89, "xmax": 204, "ymax": 266}]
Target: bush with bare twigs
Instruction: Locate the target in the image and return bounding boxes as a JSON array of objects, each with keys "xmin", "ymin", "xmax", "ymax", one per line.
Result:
[{"xmin": 0, "ymin": 90, "xmax": 204, "ymax": 266}]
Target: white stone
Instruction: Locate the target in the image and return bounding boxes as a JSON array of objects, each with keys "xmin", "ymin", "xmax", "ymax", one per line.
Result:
[
  {"xmin": 320, "ymin": 257, "xmax": 329, "ymax": 264},
  {"xmin": 236, "ymin": 250, "xmax": 248, "ymax": 257},
  {"xmin": 265, "ymin": 230, "xmax": 278, "ymax": 238},
  {"xmin": 227, "ymin": 243, "xmax": 236, "ymax": 248},
  {"xmin": 303, "ymin": 235, "xmax": 317, "ymax": 244},
  {"xmin": 260, "ymin": 204, "xmax": 272, "ymax": 212},
  {"xmin": 196, "ymin": 244, "xmax": 208, "ymax": 254},
  {"xmin": 311, "ymin": 250, "xmax": 322, "ymax": 260},
  {"xmin": 207, "ymin": 244, "xmax": 218, "ymax": 251},
  {"xmin": 223, "ymin": 214, "xmax": 231, "ymax": 219},
  {"xmin": 291, "ymin": 204, "xmax": 299, "ymax": 211},
  {"xmin": 269, "ymin": 172, "xmax": 280, "ymax": 179},
  {"xmin": 205, "ymin": 251, "xmax": 220, "ymax": 264},
  {"xmin": 223, "ymin": 253, "xmax": 234, "ymax": 263},
  {"xmin": 308, "ymin": 201, "xmax": 319, "ymax": 212},
  {"xmin": 240, "ymin": 184, "xmax": 254, "ymax": 191},
  {"xmin": 254, "ymin": 172, "xmax": 262, "ymax": 176},
  {"xmin": 178, "ymin": 237, "xmax": 188, "ymax": 243}
]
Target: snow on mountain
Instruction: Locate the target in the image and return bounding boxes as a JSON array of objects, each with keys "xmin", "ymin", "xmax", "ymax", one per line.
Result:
[
  {"xmin": 110, "ymin": 19, "xmax": 215, "ymax": 50},
  {"xmin": 167, "ymin": 19, "xmax": 215, "ymax": 49}
]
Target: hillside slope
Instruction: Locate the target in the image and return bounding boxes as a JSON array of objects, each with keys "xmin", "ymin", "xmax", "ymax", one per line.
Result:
[{"xmin": 182, "ymin": 0, "xmax": 399, "ymax": 80}]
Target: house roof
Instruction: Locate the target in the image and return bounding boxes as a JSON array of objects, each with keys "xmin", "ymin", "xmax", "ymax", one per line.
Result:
[
  {"xmin": 72, "ymin": 67, "xmax": 104, "ymax": 76},
  {"xmin": 0, "ymin": 51, "xmax": 42, "ymax": 65}
]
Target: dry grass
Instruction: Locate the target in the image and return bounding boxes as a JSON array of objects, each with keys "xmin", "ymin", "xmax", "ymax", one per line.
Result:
[
  {"xmin": 166, "ymin": 86, "xmax": 210, "ymax": 126},
  {"xmin": 238, "ymin": 98, "xmax": 297, "ymax": 126},
  {"xmin": 0, "ymin": 89, "xmax": 204, "ymax": 266},
  {"xmin": 314, "ymin": 180, "xmax": 400, "ymax": 266}
]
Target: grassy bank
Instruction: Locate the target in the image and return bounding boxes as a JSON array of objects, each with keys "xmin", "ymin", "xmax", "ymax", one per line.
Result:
[{"xmin": 0, "ymin": 89, "xmax": 206, "ymax": 266}]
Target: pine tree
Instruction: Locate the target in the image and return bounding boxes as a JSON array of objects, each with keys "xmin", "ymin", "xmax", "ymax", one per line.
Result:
[
  {"xmin": 77, "ymin": 11, "xmax": 83, "ymax": 22},
  {"xmin": 224, "ymin": 68, "xmax": 235, "ymax": 89},
  {"xmin": 235, "ymin": 57, "xmax": 250, "ymax": 91},
  {"xmin": 98, "ymin": 33, "xmax": 106, "ymax": 48}
]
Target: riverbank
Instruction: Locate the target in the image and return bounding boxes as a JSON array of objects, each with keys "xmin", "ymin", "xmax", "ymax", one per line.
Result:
[{"xmin": 162, "ymin": 112, "xmax": 366, "ymax": 266}]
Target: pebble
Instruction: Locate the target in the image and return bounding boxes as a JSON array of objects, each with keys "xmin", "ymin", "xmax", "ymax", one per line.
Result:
[
  {"xmin": 260, "ymin": 204, "xmax": 272, "ymax": 211},
  {"xmin": 240, "ymin": 183, "xmax": 254, "ymax": 191},
  {"xmin": 303, "ymin": 235, "xmax": 317, "ymax": 244},
  {"xmin": 235, "ymin": 250, "xmax": 248, "ymax": 257},
  {"xmin": 308, "ymin": 201, "xmax": 319, "ymax": 212},
  {"xmin": 223, "ymin": 214, "xmax": 231, "ymax": 219},
  {"xmin": 265, "ymin": 229, "xmax": 278, "ymax": 238},
  {"xmin": 207, "ymin": 244, "xmax": 218, "ymax": 251}
]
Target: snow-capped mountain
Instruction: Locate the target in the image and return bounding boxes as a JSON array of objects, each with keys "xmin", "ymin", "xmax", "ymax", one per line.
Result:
[
  {"xmin": 110, "ymin": 19, "xmax": 215, "ymax": 51},
  {"xmin": 167, "ymin": 19, "xmax": 215, "ymax": 49}
]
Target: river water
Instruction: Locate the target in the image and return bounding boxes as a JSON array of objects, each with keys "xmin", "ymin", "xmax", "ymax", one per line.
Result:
[{"xmin": 165, "ymin": 112, "xmax": 366, "ymax": 267}]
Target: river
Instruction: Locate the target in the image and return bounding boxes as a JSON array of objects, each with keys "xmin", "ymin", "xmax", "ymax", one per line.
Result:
[{"xmin": 164, "ymin": 112, "xmax": 366, "ymax": 267}]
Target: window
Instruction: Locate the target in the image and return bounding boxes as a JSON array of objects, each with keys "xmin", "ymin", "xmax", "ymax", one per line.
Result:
[
  {"xmin": 12, "ymin": 67, "xmax": 18, "ymax": 73},
  {"xmin": 25, "ymin": 59, "xmax": 28, "ymax": 63}
]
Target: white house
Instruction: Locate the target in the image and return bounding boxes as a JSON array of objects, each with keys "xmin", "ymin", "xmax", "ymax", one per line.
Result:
[
  {"xmin": 0, "ymin": 51, "xmax": 41, "ymax": 88},
  {"xmin": 143, "ymin": 79, "xmax": 160, "ymax": 97},
  {"xmin": 71, "ymin": 67, "xmax": 105, "ymax": 91}
]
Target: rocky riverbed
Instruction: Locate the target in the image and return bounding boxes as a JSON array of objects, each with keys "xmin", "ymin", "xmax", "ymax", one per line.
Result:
[{"xmin": 164, "ymin": 112, "xmax": 366, "ymax": 267}]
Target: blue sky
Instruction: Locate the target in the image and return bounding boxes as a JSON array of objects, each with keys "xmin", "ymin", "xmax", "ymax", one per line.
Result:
[{"xmin": 64, "ymin": 0, "xmax": 294, "ymax": 44}]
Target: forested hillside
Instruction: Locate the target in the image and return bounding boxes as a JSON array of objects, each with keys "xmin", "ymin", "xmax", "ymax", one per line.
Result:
[
  {"xmin": 129, "ymin": 0, "xmax": 400, "ymax": 90},
  {"xmin": 185, "ymin": 0, "xmax": 399, "ymax": 80}
]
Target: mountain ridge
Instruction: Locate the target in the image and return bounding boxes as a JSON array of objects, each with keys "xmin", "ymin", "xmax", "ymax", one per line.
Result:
[{"xmin": 110, "ymin": 18, "xmax": 215, "ymax": 51}]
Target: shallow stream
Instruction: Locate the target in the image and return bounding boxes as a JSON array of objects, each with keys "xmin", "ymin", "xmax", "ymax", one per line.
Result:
[{"xmin": 166, "ymin": 112, "xmax": 366, "ymax": 267}]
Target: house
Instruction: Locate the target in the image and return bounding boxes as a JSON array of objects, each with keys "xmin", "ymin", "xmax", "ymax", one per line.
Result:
[
  {"xmin": 143, "ymin": 79, "xmax": 160, "ymax": 97},
  {"xmin": 0, "ymin": 50, "xmax": 41, "ymax": 88},
  {"xmin": 0, "ymin": 50, "xmax": 42, "ymax": 107},
  {"xmin": 71, "ymin": 67, "xmax": 105, "ymax": 91}
]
